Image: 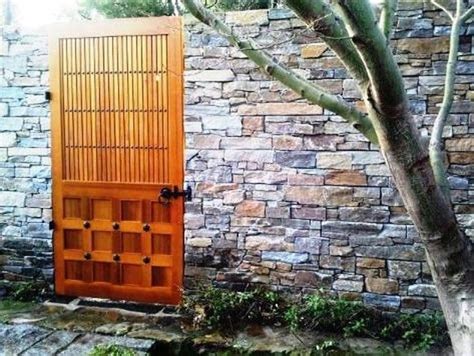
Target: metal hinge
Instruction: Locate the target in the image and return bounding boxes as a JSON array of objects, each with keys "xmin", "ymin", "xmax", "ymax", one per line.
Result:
[
  {"xmin": 45, "ymin": 91, "xmax": 52, "ymax": 101},
  {"xmin": 49, "ymin": 220, "xmax": 55, "ymax": 230}
]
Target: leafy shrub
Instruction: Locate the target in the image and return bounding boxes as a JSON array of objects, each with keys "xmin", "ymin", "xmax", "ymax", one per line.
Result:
[
  {"xmin": 216, "ymin": 0, "xmax": 271, "ymax": 11},
  {"xmin": 10, "ymin": 281, "xmax": 49, "ymax": 302},
  {"xmin": 182, "ymin": 286, "xmax": 449, "ymax": 351},
  {"xmin": 381, "ymin": 313, "xmax": 448, "ymax": 351},
  {"xmin": 180, "ymin": 286, "xmax": 285, "ymax": 330},
  {"xmin": 284, "ymin": 294, "xmax": 372, "ymax": 337},
  {"xmin": 89, "ymin": 344, "xmax": 136, "ymax": 356}
]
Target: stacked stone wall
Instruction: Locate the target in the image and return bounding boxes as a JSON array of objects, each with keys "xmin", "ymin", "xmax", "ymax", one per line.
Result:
[{"xmin": 0, "ymin": 3, "xmax": 473, "ymax": 311}]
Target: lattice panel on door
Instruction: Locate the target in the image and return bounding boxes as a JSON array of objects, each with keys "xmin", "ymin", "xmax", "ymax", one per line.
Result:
[
  {"xmin": 61, "ymin": 195, "xmax": 173, "ymax": 288},
  {"xmin": 59, "ymin": 35, "xmax": 170, "ymax": 183}
]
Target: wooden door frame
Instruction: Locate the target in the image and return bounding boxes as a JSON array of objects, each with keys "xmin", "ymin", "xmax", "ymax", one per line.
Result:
[{"xmin": 48, "ymin": 17, "xmax": 185, "ymax": 304}]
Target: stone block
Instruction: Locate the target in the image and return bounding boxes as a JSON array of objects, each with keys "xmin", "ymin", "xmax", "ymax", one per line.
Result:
[
  {"xmin": 0, "ymin": 132, "xmax": 16, "ymax": 147},
  {"xmin": 339, "ymin": 207, "xmax": 389, "ymax": 223},
  {"xmin": 0, "ymin": 191, "xmax": 26, "ymax": 207},
  {"xmin": 322, "ymin": 221, "xmax": 382, "ymax": 238},
  {"xmin": 396, "ymin": 36, "xmax": 449, "ymax": 54},
  {"xmin": 0, "ymin": 103, "xmax": 8, "ymax": 117},
  {"xmin": 330, "ymin": 245, "xmax": 353, "ymax": 257},
  {"xmin": 356, "ymin": 258, "xmax": 385, "ymax": 269},
  {"xmin": 292, "ymin": 207, "xmax": 326, "ymax": 220},
  {"xmin": 295, "ymin": 237, "xmax": 321, "ymax": 254},
  {"xmin": 285, "ymin": 186, "xmax": 353, "ymax": 206},
  {"xmin": 244, "ymin": 171, "xmax": 287, "ymax": 184},
  {"xmin": 303, "ymin": 135, "xmax": 344, "ymax": 151},
  {"xmin": 186, "ymin": 69, "xmax": 235, "ymax": 82},
  {"xmin": 224, "ymin": 150, "xmax": 273, "ymax": 163},
  {"xmin": 388, "ymin": 261, "xmax": 420, "ymax": 280},
  {"xmin": 325, "ymin": 170, "xmax": 367, "ymax": 186},
  {"xmin": 333, "ymin": 278, "xmax": 364, "ymax": 292},
  {"xmin": 365, "ymin": 278, "xmax": 399, "ymax": 294},
  {"xmin": 408, "ymin": 284, "xmax": 437, "ymax": 297},
  {"xmin": 223, "ymin": 190, "xmax": 245, "ymax": 204},
  {"xmin": 226, "ymin": 10, "xmax": 269, "ymax": 26},
  {"xmin": 273, "ymin": 136, "xmax": 303, "ymax": 150},
  {"xmin": 262, "ymin": 251, "xmax": 309, "ymax": 264},
  {"xmin": 363, "ymin": 293, "xmax": 400, "ymax": 311},
  {"xmin": 275, "ymin": 151, "xmax": 316, "ymax": 168},
  {"xmin": 202, "ymin": 115, "xmax": 241, "ymax": 131},
  {"xmin": 235, "ymin": 200, "xmax": 265, "ymax": 217},
  {"xmin": 317, "ymin": 152, "xmax": 352, "ymax": 169},
  {"xmin": 288, "ymin": 174, "xmax": 324, "ymax": 186},
  {"xmin": 0, "ymin": 87, "xmax": 24, "ymax": 99},
  {"xmin": 295, "ymin": 270, "xmax": 332, "ymax": 287},
  {"xmin": 355, "ymin": 245, "xmax": 425, "ymax": 261},
  {"xmin": 221, "ymin": 137, "xmax": 271, "ymax": 149},
  {"xmin": 301, "ymin": 43, "xmax": 328, "ymax": 58},
  {"xmin": 254, "ymin": 102, "xmax": 323, "ymax": 115},
  {"xmin": 445, "ymin": 137, "xmax": 473, "ymax": 151}
]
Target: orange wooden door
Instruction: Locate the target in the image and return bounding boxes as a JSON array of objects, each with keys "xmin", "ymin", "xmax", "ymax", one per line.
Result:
[{"xmin": 48, "ymin": 17, "xmax": 184, "ymax": 304}]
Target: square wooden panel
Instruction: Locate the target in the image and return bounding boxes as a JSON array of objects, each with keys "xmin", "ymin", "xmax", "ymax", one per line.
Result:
[
  {"xmin": 151, "ymin": 201, "xmax": 170, "ymax": 223},
  {"xmin": 91, "ymin": 199, "xmax": 112, "ymax": 220},
  {"xmin": 152, "ymin": 234, "xmax": 171, "ymax": 255},
  {"xmin": 93, "ymin": 262, "xmax": 112, "ymax": 283},
  {"xmin": 152, "ymin": 267, "xmax": 172, "ymax": 287},
  {"xmin": 64, "ymin": 230, "xmax": 82, "ymax": 250},
  {"xmin": 121, "ymin": 200, "xmax": 141, "ymax": 221},
  {"xmin": 65, "ymin": 261, "xmax": 83, "ymax": 281},
  {"xmin": 92, "ymin": 231, "xmax": 112, "ymax": 251},
  {"xmin": 122, "ymin": 264, "xmax": 142, "ymax": 286},
  {"xmin": 121, "ymin": 233, "xmax": 141, "ymax": 253},
  {"xmin": 63, "ymin": 198, "xmax": 81, "ymax": 218}
]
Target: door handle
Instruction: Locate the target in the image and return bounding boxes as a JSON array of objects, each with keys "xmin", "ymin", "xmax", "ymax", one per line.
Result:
[{"xmin": 159, "ymin": 186, "xmax": 192, "ymax": 202}]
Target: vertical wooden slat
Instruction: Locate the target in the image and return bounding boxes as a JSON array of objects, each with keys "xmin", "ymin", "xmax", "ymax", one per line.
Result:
[
  {"xmin": 156, "ymin": 36, "xmax": 162, "ymax": 183},
  {"xmin": 151, "ymin": 35, "xmax": 157, "ymax": 183}
]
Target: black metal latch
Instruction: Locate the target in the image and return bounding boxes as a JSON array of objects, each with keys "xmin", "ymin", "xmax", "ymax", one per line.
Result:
[
  {"xmin": 45, "ymin": 91, "xmax": 51, "ymax": 101},
  {"xmin": 159, "ymin": 186, "xmax": 192, "ymax": 202},
  {"xmin": 49, "ymin": 220, "xmax": 55, "ymax": 230}
]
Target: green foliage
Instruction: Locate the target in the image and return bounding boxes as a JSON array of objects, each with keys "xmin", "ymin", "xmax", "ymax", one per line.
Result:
[
  {"xmin": 78, "ymin": 0, "xmax": 272, "ymax": 18},
  {"xmin": 79, "ymin": 0, "xmax": 176, "ymax": 19},
  {"xmin": 89, "ymin": 344, "xmax": 136, "ymax": 356},
  {"xmin": 381, "ymin": 313, "xmax": 447, "ymax": 351},
  {"xmin": 285, "ymin": 294, "xmax": 369, "ymax": 337},
  {"xmin": 10, "ymin": 281, "xmax": 49, "ymax": 302},
  {"xmin": 0, "ymin": 299, "xmax": 36, "ymax": 323},
  {"xmin": 182, "ymin": 286, "xmax": 449, "ymax": 351},
  {"xmin": 313, "ymin": 339, "xmax": 338, "ymax": 353},
  {"xmin": 214, "ymin": 0, "xmax": 271, "ymax": 11},
  {"xmin": 180, "ymin": 286, "xmax": 285, "ymax": 330}
]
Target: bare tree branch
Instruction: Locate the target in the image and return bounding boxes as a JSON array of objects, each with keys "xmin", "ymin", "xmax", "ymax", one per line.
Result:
[
  {"xmin": 378, "ymin": 0, "xmax": 398, "ymax": 41},
  {"xmin": 431, "ymin": 0, "xmax": 455, "ymax": 21},
  {"xmin": 429, "ymin": 0, "xmax": 469, "ymax": 200},
  {"xmin": 284, "ymin": 0, "xmax": 370, "ymax": 88},
  {"xmin": 332, "ymin": 0, "xmax": 408, "ymax": 119},
  {"xmin": 460, "ymin": 6, "xmax": 474, "ymax": 22},
  {"xmin": 182, "ymin": 0, "xmax": 378, "ymax": 143}
]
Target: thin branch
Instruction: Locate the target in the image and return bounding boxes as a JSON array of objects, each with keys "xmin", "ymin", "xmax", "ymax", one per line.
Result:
[
  {"xmin": 431, "ymin": 0, "xmax": 454, "ymax": 21},
  {"xmin": 460, "ymin": 6, "xmax": 474, "ymax": 22},
  {"xmin": 333, "ymin": 0, "xmax": 408, "ymax": 119},
  {"xmin": 429, "ymin": 0, "xmax": 467, "ymax": 200},
  {"xmin": 284, "ymin": 0, "xmax": 370, "ymax": 88},
  {"xmin": 378, "ymin": 0, "xmax": 398, "ymax": 41},
  {"xmin": 182, "ymin": 0, "xmax": 378, "ymax": 143}
]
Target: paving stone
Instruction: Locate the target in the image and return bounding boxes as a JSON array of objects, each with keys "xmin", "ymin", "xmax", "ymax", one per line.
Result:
[
  {"xmin": 0, "ymin": 324, "xmax": 52, "ymax": 355},
  {"xmin": 23, "ymin": 330, "xmax": 81, "ymax": 356},
  {"xmin": 58, "ymin": 333, "xmax": 154, "ymax": 355}
]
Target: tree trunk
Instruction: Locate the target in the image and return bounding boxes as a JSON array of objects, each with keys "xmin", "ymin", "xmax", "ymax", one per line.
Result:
[{"xmin": 366, "ymin": 104, "xmax": 474, "ymax": 355}]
